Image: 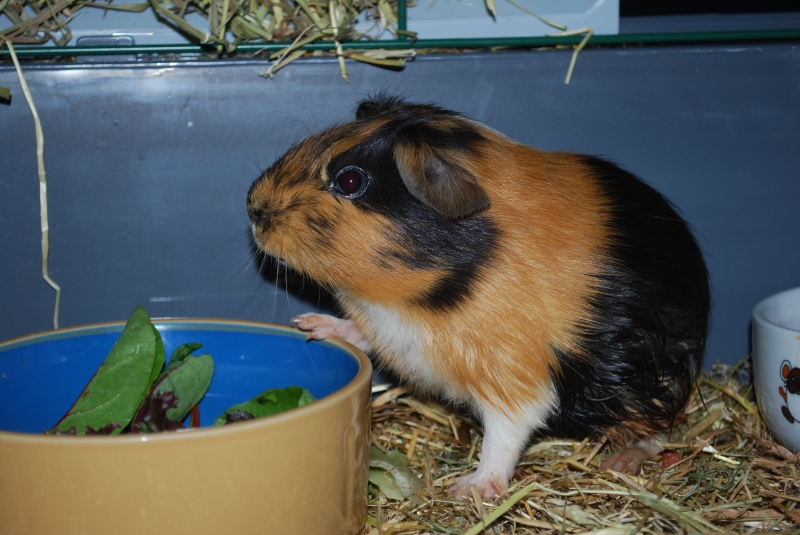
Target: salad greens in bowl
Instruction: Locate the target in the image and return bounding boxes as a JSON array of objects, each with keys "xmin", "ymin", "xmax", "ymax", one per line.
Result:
[{"xmin": 0, "ymin": 308, "xmax": 372, "ymax": 535}]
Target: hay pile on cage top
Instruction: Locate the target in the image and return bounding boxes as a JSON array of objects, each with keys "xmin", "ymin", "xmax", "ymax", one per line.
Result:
[
  {"xmin": 0, "ymin": 0, "xmax": 590, "ymax": 80},
  {"xmin": 0, "ymin": 0, "xmax": 403, "ymax": 49},
  {"xmin": 367, "ymin": 360, "xmax": 799, "ymax": 534},
  {"xmin": 0, "ymin": 0, "xmax": 422, "ymax": 77}
]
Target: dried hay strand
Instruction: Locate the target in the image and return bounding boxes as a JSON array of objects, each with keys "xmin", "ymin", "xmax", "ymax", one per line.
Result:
[
  {"xmin": 0, "ymin": 0, "xmax": 406, "ymax": 49},
  {"xmin": 367, "ymin": 359, "xmax": 799, "ymax": 534}
]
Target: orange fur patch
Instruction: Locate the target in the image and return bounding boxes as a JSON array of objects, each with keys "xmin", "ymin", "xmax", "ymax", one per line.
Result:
[{"xmin": 397, "ymin": 138, "xmax": 612, "ymax": 414}]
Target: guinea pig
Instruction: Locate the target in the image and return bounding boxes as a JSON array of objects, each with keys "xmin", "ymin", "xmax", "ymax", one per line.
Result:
[{"xmin": 246, "ymin": 94, "xmax": 710, "ymax": 500}]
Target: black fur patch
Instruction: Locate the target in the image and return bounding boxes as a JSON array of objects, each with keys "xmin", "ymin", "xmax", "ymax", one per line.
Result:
[
  {"xmin": 356, "ymin": 94, "xmax": 486, "ymax": 155},
  {"xmin": 326, "ymin": 124, "xmax": 499, "ymax": 311},
  {"xmin": 395, "ymin": 121, "xmax": 486, "ymax": 154},
  {"xmin": 546, "ymin": 156, "xmax": 710, "ymax": 439}
]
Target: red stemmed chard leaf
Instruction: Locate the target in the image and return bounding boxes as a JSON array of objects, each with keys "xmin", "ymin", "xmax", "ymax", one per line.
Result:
[
  {"xmin": 149, "ymin": 325, "xmax": 167, "ymax": 386},
  {"xmin": 131, "ymin": 344, "xmax": 214, "ymax": 433},
  {"xmin": 163, "ymin": 342, "xmax": 203, "ymax": 374},
  {"xmin": 49, "ymin": 306, "xmax": 164, "ymax": 435}
]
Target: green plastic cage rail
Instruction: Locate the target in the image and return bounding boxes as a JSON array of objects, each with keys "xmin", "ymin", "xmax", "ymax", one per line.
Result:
[{"xmin": 2, "ymin": 0, "xmax": 800, "ymax": 61}]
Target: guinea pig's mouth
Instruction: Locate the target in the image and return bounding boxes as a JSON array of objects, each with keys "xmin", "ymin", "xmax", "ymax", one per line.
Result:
[
  {"xmin": 248, "ymin": 214, "xmax": 270, "ymax": 251},
  {"xmin": 249, "ymin": 225, "xmax": 292, "ymax": 271},
  {"xmin": 249, "ymin": 223, "xmax": 278, "ymax": 259},
  {"xmin": 248, "ymin": 218, "xmax": 291, "ymax": 268}
]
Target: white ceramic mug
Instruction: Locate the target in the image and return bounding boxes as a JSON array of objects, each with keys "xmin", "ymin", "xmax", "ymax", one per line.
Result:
[{"xmin": 752, "ymin": 286, "xmax": 800, "ymax": 453}]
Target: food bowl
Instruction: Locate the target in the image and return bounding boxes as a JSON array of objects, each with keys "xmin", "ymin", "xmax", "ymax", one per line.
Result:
[
  {"xmin": 752, "ymin": 286, "xmax": 800, "ymax": 453},
  {"xmin": 0, "ymin": 319, "xmax": 372, "ymax": 535}
]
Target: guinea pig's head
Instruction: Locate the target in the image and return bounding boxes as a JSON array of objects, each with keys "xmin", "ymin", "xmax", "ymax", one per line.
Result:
[{"xmin": 246, "ymin": 95, "xmax": 499, "ymax": 308}]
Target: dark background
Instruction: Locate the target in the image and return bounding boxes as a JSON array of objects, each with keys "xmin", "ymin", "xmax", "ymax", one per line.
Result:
[
  {"xmin": 1, "ymin": 25, "xmax": 799, "ymax": 370},
  {"xmin": 620, "ymin": 1, "xmax": 800, "ymax": 17}
]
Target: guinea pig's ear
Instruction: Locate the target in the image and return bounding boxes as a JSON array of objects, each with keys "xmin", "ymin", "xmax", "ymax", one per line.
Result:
[
  {"xmin": 392, "ymin": 131, "xmax": 491, "ymax": 219},
  {"xmin": 356, "ymin": 99, "xmax": 381, "ymax": 120},
  {"xmin": 355, "ymin": 93, "xmax": 404, "ymax": 120}
]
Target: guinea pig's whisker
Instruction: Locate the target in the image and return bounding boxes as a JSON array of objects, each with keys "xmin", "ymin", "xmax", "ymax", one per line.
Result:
[
  {"xmin": 271, "ymin": 249, "xmax": 283, "ymax": 323},
  {"xmin": 229, "ymin": 239, "xmax": 258, "ymax": 283},
  {"xmin": 313, "ymin": 275, "xmax": 325, "ymax": 310},
  {"xmin": 283, "ymin": 263, "xmax": 294, "ymax": 317},
  {"xmin": 302, "ymin": 336, "xmax": 320, "ymax": 377},
  {"xmin": 257, "ymin": 251, "xmax": 269, "ymax": 278},
  {"xmin": 229, "ymin": 256, "xmax": 255, "ymax": 284},
  {"xmin": 275, "ymin": 122, "xmax": 288, "ymax": 161}
]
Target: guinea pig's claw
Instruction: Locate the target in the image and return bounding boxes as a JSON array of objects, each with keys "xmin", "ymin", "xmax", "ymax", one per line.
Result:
[
  {"xmin": 291, "ymin": 313, "xmax": 332, "ymax": 341},
  {"xmin": 289, "ymin": 313, "xmax": 312, "ymax": 326}
]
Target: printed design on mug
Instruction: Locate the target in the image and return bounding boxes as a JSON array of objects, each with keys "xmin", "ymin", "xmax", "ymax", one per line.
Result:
[{"xmin": 779, "ymin": 359, "xmax": 800, "ymax": 424}]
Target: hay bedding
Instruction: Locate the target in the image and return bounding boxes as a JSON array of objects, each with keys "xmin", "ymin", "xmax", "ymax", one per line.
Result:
[{"xmin": 366, "ymin": 360, "xmax": 799, "ymax": 534}]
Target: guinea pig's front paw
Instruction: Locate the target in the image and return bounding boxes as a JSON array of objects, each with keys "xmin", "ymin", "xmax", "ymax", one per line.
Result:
[
  {"xmin": 290, "ymin": 313, "xmax": 370, "ymax": 352},
  {"xmin": 449, "ymin": 473, "xmax": 508, "ymax": 501}
]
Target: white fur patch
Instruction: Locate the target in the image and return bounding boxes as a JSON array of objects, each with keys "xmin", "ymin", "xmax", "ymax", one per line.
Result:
[
  {"xmin": 342, "ymin": 296, "xmax": 560, "ymax": 499},
  {"xmin": 348, "ymin": 299, "xmax": 467, "ymax": 401},
  {"xmin": 454, "ymin": 391, "xmax": 558, "ymax": 498}
]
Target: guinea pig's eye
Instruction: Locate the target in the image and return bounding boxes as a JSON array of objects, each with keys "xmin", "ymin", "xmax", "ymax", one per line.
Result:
[{"xmin": 331, "ymin": 166, "xmax": 369, "ymax": 199}]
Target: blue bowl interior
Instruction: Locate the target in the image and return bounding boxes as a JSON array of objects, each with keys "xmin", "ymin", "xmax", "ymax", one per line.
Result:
[{"xmin": 0, "ymin": 322, "xmax": 361, "ymax": 434}]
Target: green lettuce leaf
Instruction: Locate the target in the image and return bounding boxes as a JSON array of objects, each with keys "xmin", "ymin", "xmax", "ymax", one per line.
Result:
[
  {"xmin": 49, "ymin": 306, "xmax": 162, "ymax": 435},
  {"xmin": 166, "ymin": 343, "xmax": 203, "ymax": 369},
  {"xmin": 148, "ymin": 324, "xmax": 166, "ymax": 386},
  {"xmin": 213, "ymin": 386, "xmax": 316, "ymax": 426}
]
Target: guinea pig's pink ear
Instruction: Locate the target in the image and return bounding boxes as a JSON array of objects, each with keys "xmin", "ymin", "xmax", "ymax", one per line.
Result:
[{"xmin": 392, "ymin": 137, "xmax": 490, "ymax": 219}]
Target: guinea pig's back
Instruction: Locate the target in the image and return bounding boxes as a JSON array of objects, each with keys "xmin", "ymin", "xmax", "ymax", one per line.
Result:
[
  {"xmin": 546, "ymin": 154, "xmax": 709, "ymax": 442},
  {"xmin": 470, "ymin": 141, "xmax": 709, "ymax": 441}
]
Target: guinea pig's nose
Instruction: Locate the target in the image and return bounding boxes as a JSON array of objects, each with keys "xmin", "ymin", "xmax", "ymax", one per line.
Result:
[{"xmin": 247, "ymin": 204, "xmax": 270, "ymax": 228}]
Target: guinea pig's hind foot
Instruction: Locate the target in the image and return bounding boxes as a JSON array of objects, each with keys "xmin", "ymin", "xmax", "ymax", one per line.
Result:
[
  {"xmin": 449, "ymin": 402, "xmax": 548, "ymax": 501},
  {"xmin": 598, "ymin": 438, "xmax": 663, "ymax": 475},
  {"xmin": 449, "ymin": 472, "xmax": 508, "ymax": 502},
  {"xmin": 291, "ymin": 313, "xmax": 370, "ymax": 352}
]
